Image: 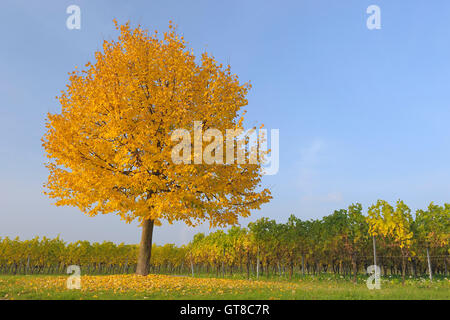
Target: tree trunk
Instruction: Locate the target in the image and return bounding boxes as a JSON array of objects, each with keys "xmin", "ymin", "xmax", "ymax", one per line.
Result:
[
  {"xmin": 256, "ymin": 246, "xmax": 260, "ymax": 279},
  {"xmin": 190, "ymin": 254, "xmax": 194, "ymax": 277},
  {"xmin": 426, "ymin": 247, "xmax": 433, "ymax": 281},
  {"xmin": 372, "ymin": 236, "xmax": 377, "ymax": 267},
  {"xmin": 372, "ymin": 236, "xmax": 378, "ymax": 279},
  {"xmin": 26, "ymin": 255, "xmax": 30, "ymax": 275},
  {"xmin": 136, "ymin": 219, "xmax": 155, "ymax": 276}
]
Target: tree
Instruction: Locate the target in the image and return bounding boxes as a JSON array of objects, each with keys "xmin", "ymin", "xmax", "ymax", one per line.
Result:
[
  {"xmin": 415, "ymin": 202, "xmax": 450, "ymax": 281},
  {"xmin": 249, "ymin": 218, "xmax": 277, "ymax": 277},
  {"xmin": 304, "ymin": 219, "xmax": 324, "ymax": 275},
  {"xmin": 346, "ymin": 203, "xmax": 369, "ymax": 283},
  {"xmin": 42, "ymin": 21, "xmax": 271, "ymax": 275},
  {"xmin": 391, "ymin": 200, "xmax": 414, "ymax": 283},
  {"xmin": 368, "ymin": 200, "xmax": 413, "ymax": 283},
  {"xmin": 284, "ymin": 215, "xmax": 304, "ymax": 278},
  {"xmin": 322, "ymin": 209, "xmax": 348, "ymax": 276}
]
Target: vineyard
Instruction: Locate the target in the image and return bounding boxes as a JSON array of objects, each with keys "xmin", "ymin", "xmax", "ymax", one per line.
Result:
[{"xmin": 1, "ymin": 200, "xmax": 448, "ymax": 282}]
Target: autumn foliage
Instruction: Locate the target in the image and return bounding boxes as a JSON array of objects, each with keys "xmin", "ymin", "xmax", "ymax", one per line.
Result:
[
  {"xmin": 42, "ymin": 21, "xmax": 271, "ymax": 275},
  {"xmin": 1, "ymin": 200, "xmax": 448, "ymax": 279}
]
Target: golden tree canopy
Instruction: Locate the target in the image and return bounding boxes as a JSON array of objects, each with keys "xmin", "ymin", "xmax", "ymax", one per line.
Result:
[{"xmin": 43, "ymin": 21, "xmax": 271, "ymax": 227}]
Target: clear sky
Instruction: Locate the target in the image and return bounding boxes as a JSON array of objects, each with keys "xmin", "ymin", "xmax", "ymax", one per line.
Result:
[{"xmin": 1, "ymin": 0, "xmax": 450, "ymax": 246}]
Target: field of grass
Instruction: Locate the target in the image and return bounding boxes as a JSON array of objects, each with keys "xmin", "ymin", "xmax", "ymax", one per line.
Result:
[{"xmin": 0, "ymin": 274, "xmax": 449, "ymax": 300}]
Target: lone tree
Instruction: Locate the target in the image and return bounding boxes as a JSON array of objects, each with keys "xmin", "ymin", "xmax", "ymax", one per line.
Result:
[{"xmin": 42, "ymin": 21, "xmax": 271, "ymax": 275}]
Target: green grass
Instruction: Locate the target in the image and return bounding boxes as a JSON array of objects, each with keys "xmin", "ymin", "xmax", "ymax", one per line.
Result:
[{"xmin": 0, "ymin": 274, "xmax": 448, "ymax": 300}]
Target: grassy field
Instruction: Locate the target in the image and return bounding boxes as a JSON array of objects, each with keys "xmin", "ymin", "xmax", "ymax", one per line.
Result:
[{"xmin": 0, "ymin": 274, "xmax": 448, "ymax": 300}]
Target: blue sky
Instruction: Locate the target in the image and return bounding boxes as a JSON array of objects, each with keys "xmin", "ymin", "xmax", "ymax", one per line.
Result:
[{"xmin": 1, "ymin": 0, "xmax": 450, "ymax": 245}]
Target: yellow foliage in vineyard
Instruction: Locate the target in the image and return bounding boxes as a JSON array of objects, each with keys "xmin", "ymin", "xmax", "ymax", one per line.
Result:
[
  {"xmin": 0, "ymin": 200, "xmax": 448, "ymax": 279},
  {"xmin": 9, "ymin": 274, "xmax": 300, "ymax": 297}
]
